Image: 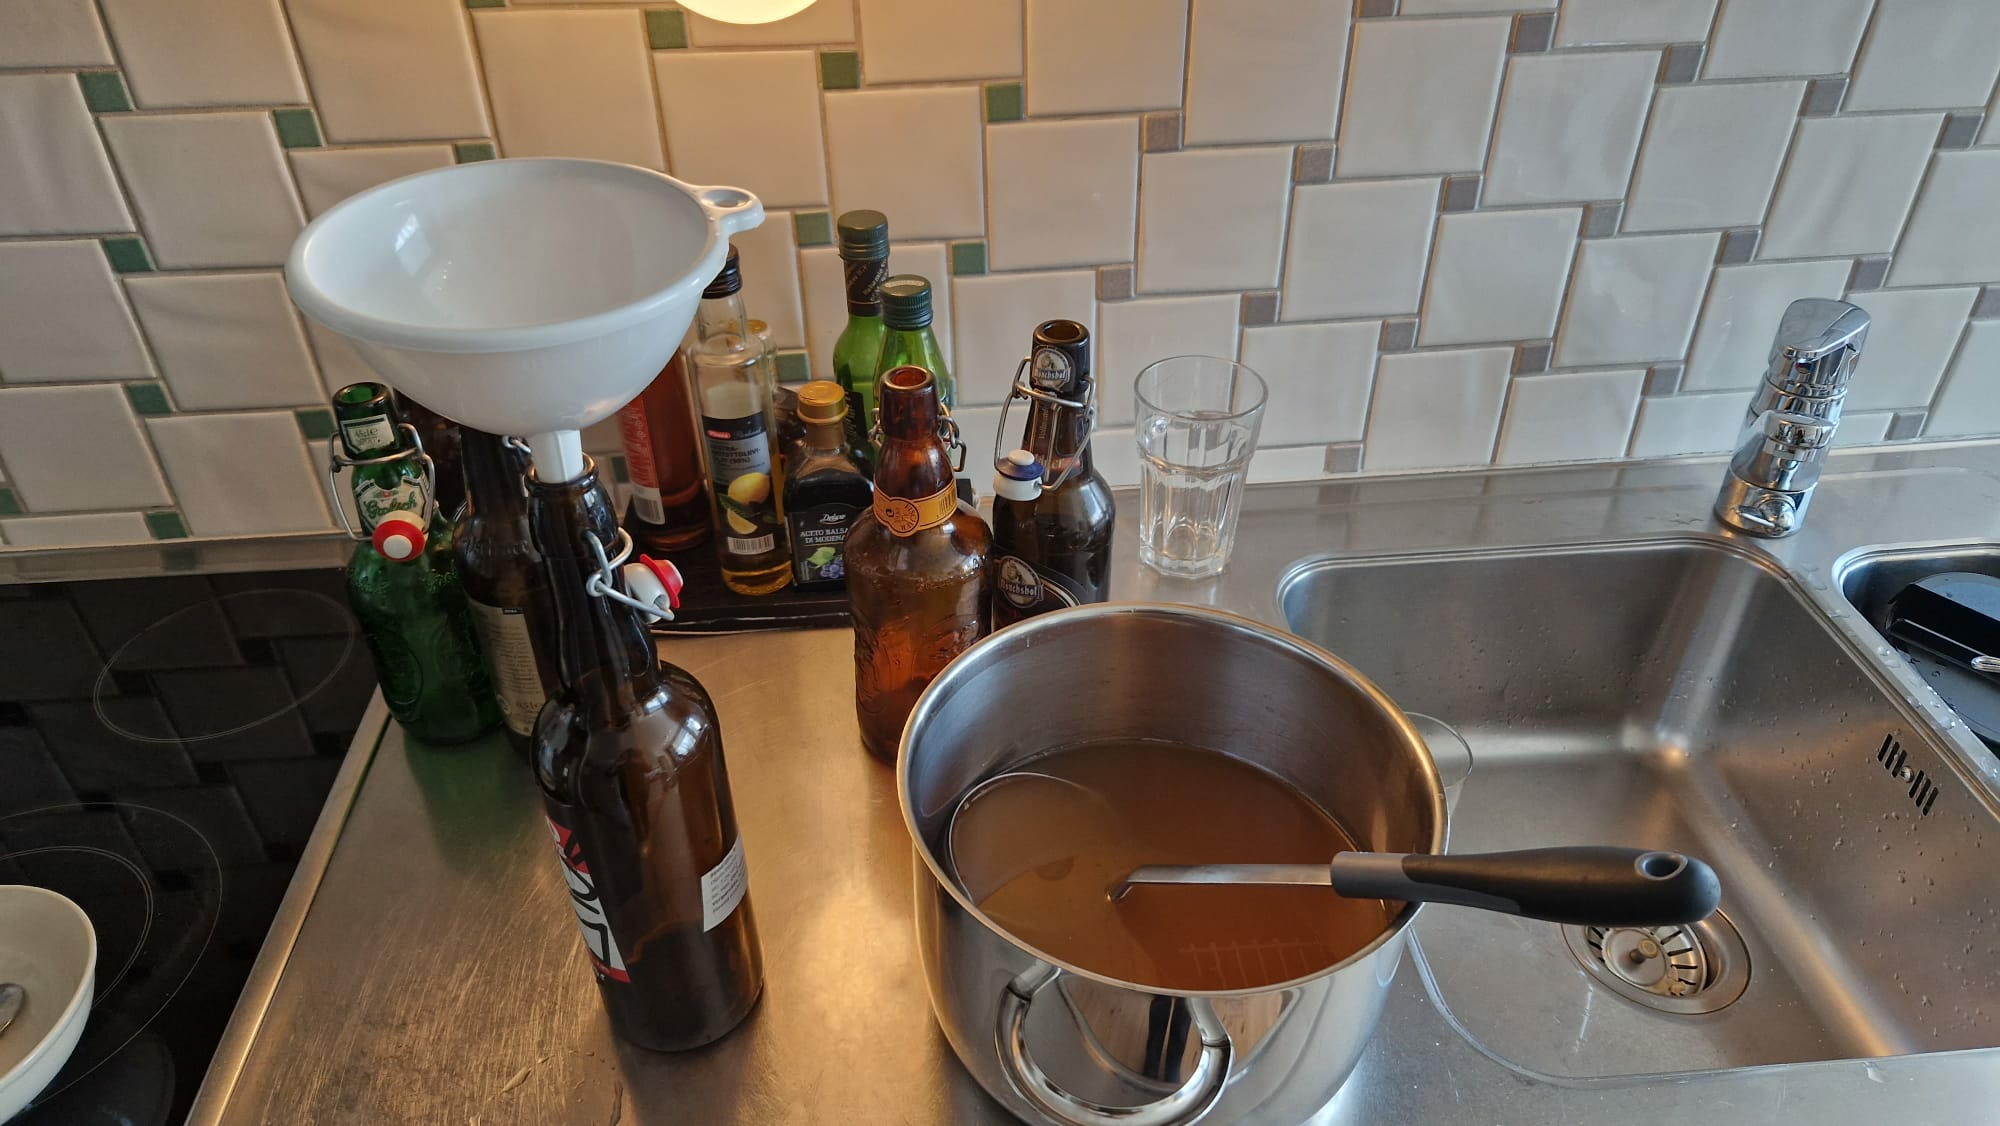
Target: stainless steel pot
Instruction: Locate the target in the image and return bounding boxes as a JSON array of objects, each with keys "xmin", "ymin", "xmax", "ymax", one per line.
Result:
[{"xmin": 899, "ymin": 603, "xmax": 1445, "ymax": 1126}]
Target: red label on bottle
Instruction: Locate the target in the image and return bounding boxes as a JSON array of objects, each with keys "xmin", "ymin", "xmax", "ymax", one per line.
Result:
[
  {"xmin": 617, "ymin": 399, "xmax": 661, "ymax": 491},
  {"xmin": 546, "ymin": 815, "xmax": 630, "ymax": 982}
]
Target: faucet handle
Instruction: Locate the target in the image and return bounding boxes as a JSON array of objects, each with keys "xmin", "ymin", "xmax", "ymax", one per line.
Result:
[{"xmin": 1765, "ymin": 298, "xmax": 1869, "ymax": 397}]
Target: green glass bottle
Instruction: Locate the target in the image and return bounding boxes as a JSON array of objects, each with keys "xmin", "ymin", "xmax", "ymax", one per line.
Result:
[
  {"xmin": 832, "ymin": 210, "xmax": 888, "ymax": 467},
  {"xmin": 871, "ymin": 275, "xmax": 956, "ymax": 411},
  {"xmin": 334, "ymin": 382, "xmax": 499, "ymax": 745}
]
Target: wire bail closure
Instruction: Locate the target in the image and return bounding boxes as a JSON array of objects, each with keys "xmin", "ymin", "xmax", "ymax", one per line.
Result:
[
  {"xmin": 324, "ymin": 423, "xmax": 438, "ymax": 542},
  {"xmin": 991, "ymin": 356, "xmax": 1095, "ymax": 491},
  {"xmin": 870, "ymin": 397, "xmax": 968, "ymax": 473},
  {"xmin": 584, "ymin": 527, "xmax": 676, "ymax": 624}
]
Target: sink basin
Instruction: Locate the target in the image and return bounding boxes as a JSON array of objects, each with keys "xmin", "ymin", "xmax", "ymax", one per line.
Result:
[{"xmin": 1280, "ymin": 538, "xmax": 2000, "ymax": 1081}]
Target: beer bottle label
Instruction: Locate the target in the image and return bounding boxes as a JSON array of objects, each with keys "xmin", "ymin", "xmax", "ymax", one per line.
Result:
[
  {"xmin": 702, "ymin": 411, "xmax": 781, "ymax": 557},
  {"xmin": 992, "ymin": 555, "xmax": 1090, "ymax": 627},
  {"xmin": 786, "ymin": 500, "xmax": 862, "ymax": 585},
  {"xmin": 545, "ymin": 815, "xmax": 630, "ymax": 982},
  {"xmin": 616, "ymin": 398, "xmax": 666, "ymax": 525},
  {"xmin": 468, "ymin": 599, "xmax": 547, "ymax": 737},
  {"xmin": 874, "ymin": 483, "xmax": 956, "ymax": 537},
  {"xmin": 339, "ymin": 412, "xmax": 396, "ymax": 455},
  {"xmin": 354, "ymin": 478, "xmax": 427, "ymax": 533},
  {"xmin": 701, "ymin": 836, "xmax": 749, "ymax": 932}
]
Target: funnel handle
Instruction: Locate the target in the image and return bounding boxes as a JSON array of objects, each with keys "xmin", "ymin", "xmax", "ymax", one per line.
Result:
[{"xmin": 693, "ymin": 185, "xmax": 765, "ymax": 239}]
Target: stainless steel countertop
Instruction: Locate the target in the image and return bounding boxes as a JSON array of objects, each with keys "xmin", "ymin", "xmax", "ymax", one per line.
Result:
[{"xmin": 194, "ymin": 444, "xmax": 2000, "ymax": 1124}]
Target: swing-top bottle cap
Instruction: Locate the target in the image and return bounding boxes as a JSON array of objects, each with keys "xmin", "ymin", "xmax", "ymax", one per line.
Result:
[
  {"xmin": 993, "ymin": 448, "xmax": 1044, "ymax": 502},
  {"xmin": 371, "ymin": 509, "xmax": 427, "ymax": 562}
]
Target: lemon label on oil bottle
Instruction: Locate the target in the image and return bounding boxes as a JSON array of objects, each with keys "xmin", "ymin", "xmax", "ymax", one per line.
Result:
[{"xmin": 702, "ymin": 407, "xmax": 780, "ymax": 557}]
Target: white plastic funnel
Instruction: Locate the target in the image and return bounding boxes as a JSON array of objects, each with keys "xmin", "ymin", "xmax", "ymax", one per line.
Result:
[{"xmin": 285, "ymin": 158, "xmax": 764, "ymax": 481}]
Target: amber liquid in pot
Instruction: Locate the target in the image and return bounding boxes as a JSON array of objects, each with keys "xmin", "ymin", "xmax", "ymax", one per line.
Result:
[{"xmin": 952, "ymin": 741, "xmax": 1393, "ymax": 992}]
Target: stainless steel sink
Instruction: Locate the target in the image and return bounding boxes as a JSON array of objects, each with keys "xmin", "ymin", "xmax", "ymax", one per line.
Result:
[{"xmin": 1280, "ymin": 538, "xmax": 2000, "ymax": 1080}]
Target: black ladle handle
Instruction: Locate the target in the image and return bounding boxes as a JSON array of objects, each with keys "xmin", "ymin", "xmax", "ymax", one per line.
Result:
[{"xmin": 1329, "ymin": 846, "xmax": 1721, "ymax": 926}]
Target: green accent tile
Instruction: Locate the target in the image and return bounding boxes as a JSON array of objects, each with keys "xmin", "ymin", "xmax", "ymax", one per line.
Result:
[
  {"xmin": 775, "ymin": 350, "xmax": 810, "ymax": 383},
  {"xmin": 454, "ymin": 141, "xmax": 497, "ymax": 164},
  {"xmin": 609, "ymin": 455, "xmax": 630, "ymax": 484},
  {"xmin": 645, "ymin": 9, "xmax": 688, "ymax": 49},
  {"xmin": 949, "ymin": 240, "xmax": 987, "ymax": 277},
  {"xmin": 273, "ymin": 108, "xmax": 322, "ymax": 148},
  {"xmin": 145, "ymin": 511, "xmax": 188, "ymax": 540},
  {"xmin": 819, "ymin": 50, "xmax": 860, "ymax": 90},
  {"xmin": 100, "ymin": 236, "xmax": 153, "ymax": 274},
  {"xmin": 295, "ymin": 408, "xmax": 336, "ymax": 440},
  {"xmin": 984, "ymin": 82, "xmax": 1024, "ymax": 124},
  {"xmin": 793, "ymin": 210, "xmax": 832, "ymax": 247},
  {"xmin": 123, "ymin": 382, "xmax": 171, "ymax": 416},
  {"xmin": 465, "ymin": 0, "xmax": 506, "ymax": 8},
  {"xmin": 0, "ymin": 488, "xmax": 19, "ymax": 517},
  {"xmin": 77, "ymin": 70, "xmax": 131, "ymax": 113}
]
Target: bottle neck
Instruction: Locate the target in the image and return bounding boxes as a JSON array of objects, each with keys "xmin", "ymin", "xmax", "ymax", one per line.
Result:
[
  {"xmin": 876, "ymin": 379, "xmax": 953, "ymax": 500},
  {"xmin": 696, "ymin": 291, "xmax": 749, "ymax": 343},
  {"xmin": 460, "ymin": 429, "xmax": 526, "ymax": 523},
  {"xmin": 804, "ymin": 418, "xmax": 848, "ymax": 453},
  {"xmin": 842, "ymin": 255, "xmax": 886, "ymax": 317},
  {"xmin": 529, "ymin": 465, "xmax": 660, "ymax": 723}
]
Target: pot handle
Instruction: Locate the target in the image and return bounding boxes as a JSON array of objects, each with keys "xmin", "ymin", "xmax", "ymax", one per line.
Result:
[
  {"xmin": 692, "ymin": 184, "xmax": 766, "ymax": 239},
  {"xmin": 997, "ymin": 965, "xmax": 1232, "ymax": 1126}
]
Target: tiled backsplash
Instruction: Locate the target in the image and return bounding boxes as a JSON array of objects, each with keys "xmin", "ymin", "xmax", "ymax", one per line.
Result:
[{"xmin": 4, "ymin": 0, "xmax": 2000, "ymax": 549}]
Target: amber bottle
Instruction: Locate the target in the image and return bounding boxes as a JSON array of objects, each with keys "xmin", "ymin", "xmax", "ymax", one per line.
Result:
[
  {"xmin": 845, "ymin": 366, "xmax": 992, "ymax": 761},
  {"xmin": 615, "ymin": 350, "xmax": 712, "ymax": 554},
  {"xmin": 454, "ymin": 428, "xmax": 558, "ymax": 755},
  {"xmin": 529, "ymin": 458, "xmax": 763, "ymax": 1050}
]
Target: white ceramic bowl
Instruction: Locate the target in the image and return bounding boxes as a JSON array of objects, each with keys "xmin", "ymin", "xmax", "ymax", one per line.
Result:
[
  {"xmin": 0, "ymin": 886, "xmax": 95, "ymax": 1123},
  {"xmin": 285, "ymin": 158, "xmax": 764, "ymax": 460}
]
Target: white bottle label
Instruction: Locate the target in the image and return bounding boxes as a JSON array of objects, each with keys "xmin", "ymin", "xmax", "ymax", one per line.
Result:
[
  {"xmin": 468, "ymin": 599, "xmax": 547, "ymax": 737},
  {"xmin": 546, "ymin": 816, "xmax": 629, "ymax": 982},
  {"xmin": 340, "ymin": 414, "xmax": 396, "ymax": 453},
  {"xmin": 701, "ymin": 836, "xmax": 749, "ymax": 932}
]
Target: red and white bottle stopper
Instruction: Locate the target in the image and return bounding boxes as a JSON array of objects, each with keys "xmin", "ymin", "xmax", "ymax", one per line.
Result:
[
  {"xmin": 370, "ymin": 510, "xmax": 427, "ymax": 562},
  {"xmin": 622, "ymin": 555, "xmax": 685, "ymax": 622}
]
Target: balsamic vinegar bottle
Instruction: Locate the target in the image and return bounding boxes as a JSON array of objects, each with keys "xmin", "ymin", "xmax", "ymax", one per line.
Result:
[{"xmin": 529, "ymin": 457, "xmax": 763, "ymax": 1050}]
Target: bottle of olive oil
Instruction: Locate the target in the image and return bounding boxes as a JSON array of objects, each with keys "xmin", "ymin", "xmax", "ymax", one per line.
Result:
[{"xmin": 691, "ymin": 249, "xmax": 792, "ymax": 595}]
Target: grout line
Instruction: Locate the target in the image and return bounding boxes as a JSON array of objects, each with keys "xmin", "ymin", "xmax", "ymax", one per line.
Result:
[{"xmin": 1923, "ymin": 319, "xmax": 1977, "ymax": 426}]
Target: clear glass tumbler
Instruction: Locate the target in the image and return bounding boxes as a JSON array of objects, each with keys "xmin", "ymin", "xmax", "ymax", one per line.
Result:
[{"xmin": 1133, "ymin": 356, "xmax": 1267, "ymax": 578}]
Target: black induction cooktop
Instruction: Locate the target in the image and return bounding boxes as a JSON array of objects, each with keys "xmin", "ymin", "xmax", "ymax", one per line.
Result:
[{"xmin": 0, "ymin": 567, "xmax": 377, "ymax": 1125}]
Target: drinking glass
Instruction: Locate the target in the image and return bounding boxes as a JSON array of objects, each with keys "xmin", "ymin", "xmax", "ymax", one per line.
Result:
[{"xmin": 1133, "ymin": 356, "xmax": 1267, "ymax": 578}]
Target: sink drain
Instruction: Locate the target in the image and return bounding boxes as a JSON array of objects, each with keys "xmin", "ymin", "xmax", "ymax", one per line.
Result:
[{"xmin": 1561, "ymin": 912, "xmax": 1750, "ymax": 1015}]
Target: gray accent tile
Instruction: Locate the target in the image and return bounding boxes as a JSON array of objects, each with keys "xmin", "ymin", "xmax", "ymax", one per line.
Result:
[
  {"xmin": 1659, "ymin": 43, "xmax": 1704, "ymax": 85},
  {"xmin": 1940, "ymin": 112, "xmax": 1984, "ymax": 150},
  {"xmin": 1143, "ymin": 111, "xmax": 1182, "ymax": 154},
  {"xmin": 1803, "ymin": 77, "xmax": 1846, "ymax": 117},
  {"xmin": 1380, "ymin": 317, "xmax": 1418, "ymax": 352},
  {"xmin": 1096, "ymin": 264, "xmax": 1134, "ymax": 301},
  {"xmin": 1240, "ymin": 290, "xmax": 1279, "ymax": 326},
  {"xmin": 1442, "ymin": 174, "xmax": 1481, "ymax": 212},
  {"xmin": 1848, "ymin": 255, "xmax": 1891, "ymax": 292},
  {"xmin": 1974, "ymin": 285, "xmax": 2000, "ymax": 320},
  {"xmin": 1581, "ymin": 201, "xmax": 1622, "ymax": 238},
  {"xmin": 1325, "ymin": 442, "xmax": 1363, "ymax": 473},
  {"xmin": 1718, "ymin": 227, "xmax": 1760, "ymax": 265},
  {"xmin": 1887, "ymin": 410, "xmax": 1928, "ymax": 440},
  {"xmin": 1645, "ymin": 363, "xmax": 1683, "ymax": 396},
  {"xmin": 1354, "ymin": 0, "xmax": 1396, "ymax": 17},
  {"xmin": 1293, "ymin": 143, "xmax": 1335, "ymax": 185},
  {"xmin": 1510, "ymin": 11, "xmax": 1555, "ymax": 54},
  {"xmin": 1513, "ymin": 341, "xmax": 1552, "ymax": 374}
]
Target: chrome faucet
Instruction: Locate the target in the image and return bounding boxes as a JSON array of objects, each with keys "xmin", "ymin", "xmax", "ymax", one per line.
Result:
[{"xmin": 1713, "ymin": 298, "xmax": 1870, "ymax": 538}]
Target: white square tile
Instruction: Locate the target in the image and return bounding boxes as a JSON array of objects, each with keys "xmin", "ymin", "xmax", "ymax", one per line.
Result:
[
  {"xmin": 858, "ymin": 0, "xmax": 1021, "ymax": 83},
  {"xmin": 0, "ymin": 241, "xmax": 152, "ymax": 383},
  {"xmin": 1840, "ymin": 287, "xmax": 1979, "ymax": 412},
  {"xmin": 1281, "ymin": 179, "xmax": 1438, "ymax": 321},
  {"xmin": 148, "ymin": 413, "xmax": 332, "ymax": 535},
  {"xmin": 1402, "ymin": 0, "xmax": 1550, "ymax": 10},
  {"xmin": 1705, "ymin": 0, "xmax": 1872, "ymax": 79},
  {"xmin": 1137, "ymin": 147, "xmax": 1293, "ymax": 293},
  {"xmin": 1927, "ymin": 321, "xmax": 2000, "ymax": 437},
  {"xmin": 287, "ymin": 145, "xmax": 455, "ymax": 219},
  {"xmin": 0, "ymin": 0, "xmax": 113, "ymax": 67},
  {"xmin": 1683, "ymin": 259, "xmax": 1853, "ymax": 391},
  {"xmin": 826, "ymin": 88, "xmax": 985, "ymax": 240},
  {"xmin": 951, "ymin": 271, "xmax": 1097, "ymax": 406},
  {"xmin": 126, "ymin": 274, "xmax": 324, "ymax": 411},
  {"xmin": 303, "ymin": 319, "xmax": 378, "ymax": 396},
  {"xmin": 98, "ymin": 0, "xmax": 306, "ymax": 108},
  {"xmin": 1363, "ymin": 347, "xmax": 1511, "ymax": 471},
  {"xmin": 1554, "ymin": 233, "xmax": 1717, "ymax": 367},
  {"xmin": 1096, "ymin": 295, "xmax": 1240, "ymax": 426},
  {"xmin": 1889, "ymin": 150, "xmax": 2000, "ymax": 287},
  {"xmin": 1091, "ymin": 425, "xmax": 1140, "ymax": 487},
  {"xmin": 1239, "ymin": 322, "xmax": 1378, "ymax": 446},
  {"xmin": 0, "ymin": 513, "xmax": 151, "ymax": 548},
  {"xmin": 1759, "ymin": 114, "xmax": 1940, "ymax": 259},
  {"xmin": 101, "ymin": 112, "xmax": 303, "ymax": 269},
  {"xmin": 952, "ymin": 404, "xmax": 1006, "ymax": 486},
  {"xmin": 1626, "ymin": 392, "xmax": 1743, "ymax": 457},
  {"xmin": 0, "ymin": 385, "xmax": 170, "ymax": 511},
  {"xmin": 1846, "ymin": 0, "xmax": 2000, "ymax": 112},
  {"xmin": 686, "ymin": 1, "xmax": 855, "ymax": 46},
  {"xmin": 474, "ymin": 10, "xmax": 664, "ymax": 171},
  {"xmin": 1555, "ymin": 0, "xmax": 1717, "ymax": 46},
  {"xmin": 1026, "ymin": 0, "xmax": 1186, "ymax": 116},
  {"xmin": 1338, "ymin": 17, "xmax": 1509, "ymax": 177},
  {"xmin": 1837, "ymin": 411, "xmax": 1894, "ymax": 445},
  {"xmin": 656, "ymin": 51, "xmax": 827, "ymax": 209},
  {"xmin": 1496, "ymin": 369, "xmax": 1645, "ymax": 464},
  {"xmin": 1248, "ymin": 446, "xmax": 1335, "ymax": 484},
  {"xmin": 985, "ymin": 117, "xmax": 1137, "ymax": 269},
  {"xmin": 1183, "ymin": 0, "xmax": 1348, "ymax": 145},
  {"xmin": 731, "ymin": 210, "xmax": 805, "ymax": 351},
  {"xmin": 0, "ymin": 74, "xmax": 132, "ymax": 236},
  {"xmin": 1624, "ymin": 82, "xmax": 1804, "ymax": 232},
  {"xmin": 798, "ymin": 241, "xmax": 960, "ymax": 390},
  {"xmin": 1483, "ymin": 51, "xmax": 1657, "ymax": 207},
  {"xmin": 288, "ymin": 0, "xmax": 489, "ymax": 144},
  {"xmin": 1420, "ymin": 208, "xmax": 1579, "ymax": 347}
]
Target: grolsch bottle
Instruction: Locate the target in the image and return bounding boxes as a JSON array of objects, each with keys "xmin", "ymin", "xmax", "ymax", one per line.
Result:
[
  {"xmin": 615, "ymin": 349, "xmax": 712, "ymax": 554},
  {"xmin": 781, "ymin": 381, "xmax": 872, "ymax": 590},
  {"xmin": 845, "ymin": 366, "xmax": 991, "ymax": 761},
  {"xmin": 831, "ymin": 209, "xmax": 888, "ymax": 466},
  {"xmin": 529, "ymin": 456, "xmax": 763, "ymax": 1050},
  {"xmin": 989, "ymin": 320, "xmax": 1115, "ymax": 627},
  {"xmin": 454, "ymin": 428, "xmax": 557, "ymax": 755},
  {"xmin": 692, "ymin": 249, "xmax": 792, "ymax": 595},
  {"xmin": 333, "ymin": 383, "xmax": 498, "ymax": 744}
]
